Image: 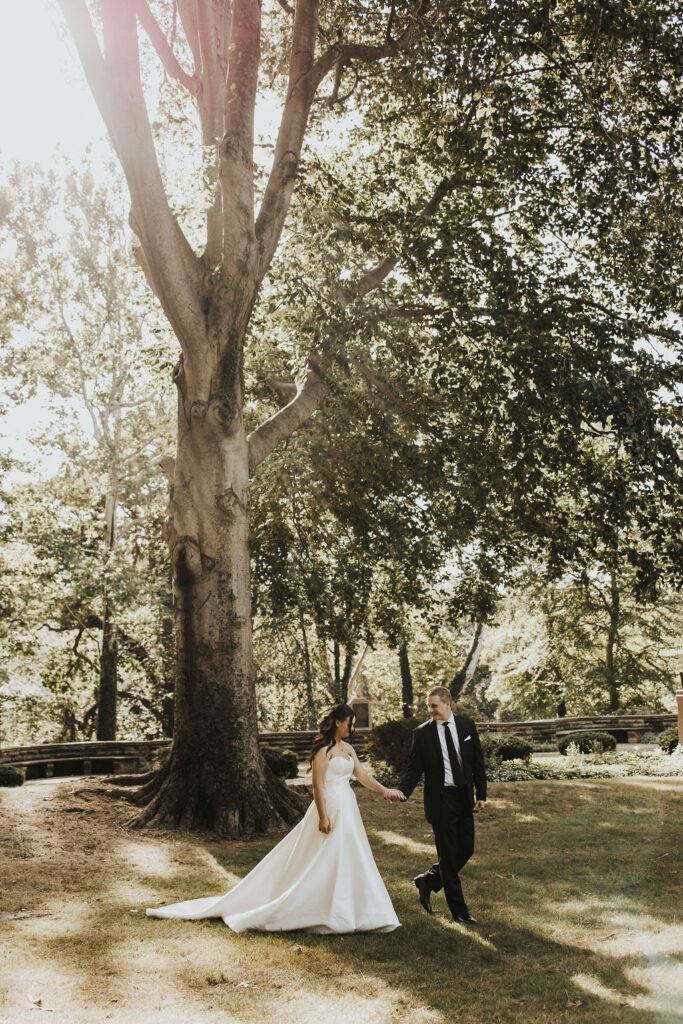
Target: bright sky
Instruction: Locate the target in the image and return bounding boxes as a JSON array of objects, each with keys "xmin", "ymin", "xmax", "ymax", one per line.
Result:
[{"xmin": 0, "ymin": 0, "xmax": 106, "ymax": 166}]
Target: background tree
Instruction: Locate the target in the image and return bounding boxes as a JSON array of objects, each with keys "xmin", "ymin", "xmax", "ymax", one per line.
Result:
[
  {"xmin": 50, "ymin": 0, "xmax": 683, "ymax": 834},
  {"xmin": 0, "ymin": 157, "xmax": 175, "ymax": 741}
]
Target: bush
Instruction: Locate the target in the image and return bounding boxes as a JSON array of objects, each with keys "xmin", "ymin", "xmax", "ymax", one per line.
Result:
[
  {"xmin": 558, "ymin": 731, "xmax": 617, "ymax": 754},
  {"xmin": 365, "ymin": 717, "xmax": 422, "ymax": 771},
  {"xmin": 480, "ymin": 732, "xmax": 533, "ymax": 762},
  {"xmin": 489, "ymin": 748, "xmax": 683, "ymax": 781},
  {"xmin": 0, "ymin": 764, "xmax": 25, "ymax": 787},
  {"xmin": 261, "ymin": 746, "xmax": 299, "ymax": 779},
  {"xmin": 657, "ymin": 727, "xmax": 680, "ymax": 754}
]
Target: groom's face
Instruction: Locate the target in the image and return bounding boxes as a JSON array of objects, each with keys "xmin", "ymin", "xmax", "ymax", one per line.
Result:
[{"xmin": 427, "ymin": 695, "xmax": 451, "ymax": 721}]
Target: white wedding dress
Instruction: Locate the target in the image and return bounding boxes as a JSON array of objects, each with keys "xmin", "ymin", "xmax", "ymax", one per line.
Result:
[{"xmin": 146, "ymin": 755, "xmax": 400, "ymax": 933}]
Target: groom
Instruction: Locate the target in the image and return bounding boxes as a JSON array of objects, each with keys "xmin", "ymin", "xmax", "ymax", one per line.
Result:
[{"xmin": 397, "ymin": 686, "xmax": 487, "ymax": 924}]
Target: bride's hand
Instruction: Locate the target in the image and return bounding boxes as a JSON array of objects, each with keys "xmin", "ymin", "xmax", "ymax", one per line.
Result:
[
  {"xmin": 383, "ymin": 789, "xmax": 405, "ymax": 802},
  {"xmin": 318, "ymin": 815, "xmax": 331, "ymax": 834}
]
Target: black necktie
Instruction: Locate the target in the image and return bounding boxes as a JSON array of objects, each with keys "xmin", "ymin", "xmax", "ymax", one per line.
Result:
[{"xmin": 443, "ymin": 721, "xmax": 466, "ymax": 787}]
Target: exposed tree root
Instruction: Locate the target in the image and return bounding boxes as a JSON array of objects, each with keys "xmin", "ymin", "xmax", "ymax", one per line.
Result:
[
  {"xmin": 128, "ymin": 759, "xmax": 309, "ymax": 837},
  {"xmin": 100, "ymin": 770, "xmax": 158, "ymax": 788}
]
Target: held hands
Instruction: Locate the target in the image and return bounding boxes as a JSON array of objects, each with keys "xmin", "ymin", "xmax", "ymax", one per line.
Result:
[{"xmin": 383, "ymin": 789, "xmax": 406, "ymax": 802}]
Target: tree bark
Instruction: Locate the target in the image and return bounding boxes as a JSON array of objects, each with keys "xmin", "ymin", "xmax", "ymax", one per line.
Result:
[
  {"xmin": 606, "ymin": 569, "xmax": 620, "ymax": 713},
  {"xmin": 451, "ymin": 621, "xmax": 484, "ymax": 699},
  {"xmin": 298, "ymin": 604, "xmax": 317, "ymax": 729},
  {"xmin": 332, "ymin": 641, "xmax": 354, "ymax": 704},
  {"xmin": 97, "ymin": 489, "xmax": 118, "ymax": 740},
  {"xmin": 398, "ymin": 642, "xmax": 413, "ymax": 718},
  {"xmin": 134, "ymin": 366, "xmax": 307, "ymax": 834}
]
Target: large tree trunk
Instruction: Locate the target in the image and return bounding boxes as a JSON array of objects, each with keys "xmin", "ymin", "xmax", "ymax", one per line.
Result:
[
  {"xmin": 134, "ymin": 366, "xmax": 306, "ymax": 834},
  {"xmin": 398, "ymin": 642, "xmax": 413, "ymax": 718},
  {"xmin": 97, "ymin": 490, "xmax": 118, "ymax": 740}
]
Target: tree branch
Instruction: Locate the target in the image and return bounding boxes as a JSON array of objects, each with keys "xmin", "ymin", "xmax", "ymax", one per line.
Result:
[
  {"xmin": 248, "ymin": 356, "xmax": 330, "ymax": 471},
  {"xmin": 135, "ymin": 0, "xmax": 197, "ymax": 94},
  {"xmin": 345, "ymin": 172, "xmax": 460, "ymax": 299},
  {"xmin": 221, "ymin": 0, "xmax": 260, "ymax": 253},
  {"xmin": 57, "ymin": 0, "xmax": 206, "ymax": 356},
  {"xmin": 343, "ymin": 355, "xmax": 430, "ymax": 430}
]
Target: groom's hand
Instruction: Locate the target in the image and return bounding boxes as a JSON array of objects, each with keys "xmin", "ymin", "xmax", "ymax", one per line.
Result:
[
  {"xmin": 474, "ymin": 800, "xmax": 486, "ymax": 813},
  {"xmin": 385, "ymin": 790, "xmax": 406, "ymax": 802}
]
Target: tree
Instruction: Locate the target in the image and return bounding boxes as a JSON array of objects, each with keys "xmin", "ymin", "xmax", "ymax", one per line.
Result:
[
  {"xmin": 0, "ymin": 157, "xmax": 174, "ymax": 740},
  {"xmin": 482, "ymin": 563, "xmax": 682, "ymax": 719},
  {"xmin": 53, "ymin": 0, "xmax": 682, "ymax": 833}
]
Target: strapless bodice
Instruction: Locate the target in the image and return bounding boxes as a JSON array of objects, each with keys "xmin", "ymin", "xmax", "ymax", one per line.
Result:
[{"xmin": 324, "ymin": 756, "xmax": 354, "ymax": 787}]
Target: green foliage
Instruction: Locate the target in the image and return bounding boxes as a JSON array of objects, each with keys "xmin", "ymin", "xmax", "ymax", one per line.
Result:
[
  {"xmin": 261, "ymin": 746, "xmax": 299, "ymax": 779},
  {"xmin": 0, "ymin": 157, "xmax": 175, "ymax": 745},
  {"xmin": 0, "ymin": 764, "xmax": 24, "ymax": 787},
  {"xmin": 480, "ymin": 732, "xmax": 533, "ymax": 763},
  {"xmin": 558, "ymin": 731, "xmax": 617, "ymax": 755},
  {"xmin": 657, "ymin": 727, "xmax": 680, "ymax": 754},
  {"xmin": 480, "ymin": 564, "xmax": 683, "ymax": 719},
  {"xmin": 365, "ymin": 717, "xmax": 422, "ymax": 771},
  {"xmin": 489, "ymin": 749, "xmax": 683, "ymax": 782}
]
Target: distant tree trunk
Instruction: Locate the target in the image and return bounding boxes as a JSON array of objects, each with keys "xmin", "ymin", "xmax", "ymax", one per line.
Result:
[
  {"xmin": 398, "ymin": 642, "xmax": 413, "ymax": 718},
  {"xmin": 299, "ymin": 604, "xmax": 317, "ymax": 729},
  {"xmin": 606, "ymin": 569, "xmax": 620, "ymax": 712},
  {"xmin": 451, "ymin": 622, "xmax": 484, "ymax": 699},
  {"xmin": 333, "ymin": 641, "xmax": 354, "ymax": 703},
  {"xmin": 97, "ymin": 489, "xmax": 118, "ymax": 740}
]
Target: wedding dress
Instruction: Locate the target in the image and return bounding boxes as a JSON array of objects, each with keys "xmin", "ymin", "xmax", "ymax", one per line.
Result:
[{"xmin": 146, "ymin": 755, "xmax": 400, "ymax": 933}]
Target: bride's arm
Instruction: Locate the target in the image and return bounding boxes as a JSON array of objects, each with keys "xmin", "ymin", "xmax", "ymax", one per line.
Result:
[
  {"xmin": 311, "ymin": 749, "xmax": 331, "ymax": 833},
  {"xmin": 348, "ymin": 746, "xmax": 402, "ymax": 801}
]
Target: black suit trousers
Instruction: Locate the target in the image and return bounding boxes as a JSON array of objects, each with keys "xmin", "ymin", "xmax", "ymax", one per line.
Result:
[{"xmin": 423, "ymin": 787, "xmax": 475, "ymax": 915}]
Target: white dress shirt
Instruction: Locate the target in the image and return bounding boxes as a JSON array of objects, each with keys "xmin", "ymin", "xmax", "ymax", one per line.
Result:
[{"xmin": 437, "ymin": 714, "xmax": 464, "ymax": 786}]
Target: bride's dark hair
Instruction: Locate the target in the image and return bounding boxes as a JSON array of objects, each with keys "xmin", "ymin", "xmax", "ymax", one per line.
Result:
[{"xmin": 307, "ymin": 704, "xmax": 356, "ymax": 767}]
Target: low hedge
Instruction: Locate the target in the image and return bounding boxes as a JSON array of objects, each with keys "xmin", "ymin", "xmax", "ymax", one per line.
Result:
[
  {"xmin": 480, "ymin": 732, "xmax": 533, "ymax": 762},
  {"xmin": 490, "ymin": 749, "xmax": 683, "ymax": 781},
  {"xmin": 0, "ymin": 764, "xmax": 25, "ymax": 787},
  {"xmin": 558, "ymin": 731, "xmax": 617, "ymax": 754},
  {"xmin": 657, "ymin": 726, "xmax": 680, "ymax": 754},
  {"xmin": 262, "ymin": 746, "xmax": 299, "ymax": 779}
]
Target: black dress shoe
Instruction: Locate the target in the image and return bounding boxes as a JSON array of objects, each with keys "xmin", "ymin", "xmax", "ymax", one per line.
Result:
[
  {"xmin": 413, "ymin": 875, "xmax": 433, "ymax": 914},
  {"xmin": 452, "ymin": 912, "xmax": 478, "ymax": 925}
]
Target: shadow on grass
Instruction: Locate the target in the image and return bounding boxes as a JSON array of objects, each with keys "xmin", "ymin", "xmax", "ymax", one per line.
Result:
[{"xmin": 2, "ymin": 777, "xmax": 682, "ymax": 1024}]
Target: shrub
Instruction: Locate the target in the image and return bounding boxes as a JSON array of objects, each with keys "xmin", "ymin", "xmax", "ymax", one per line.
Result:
[
  {"xmin": 558, "ymin": 731, "xmax": 617, "ymax": 754},
  {"xmin": 0, "ymin": 764, "xmax": 25, "ymax": 787},
  {"xmin": 657, "ymin": 727, "xmax": 680, "ymax": 754},
  {"xmin": 480, "ymin": 732, "xmax": 533, "ymax": 762},
  {"xmin": 489, "ymin": 748, "xmax": 683, "ymax": 781},
  {"xmin": 365, "ymin": 717, "xmax": 422, "ymax": 771},
  {"xmin": 261, "ymin": 746, "xmax": 299, "ymax": 779}
]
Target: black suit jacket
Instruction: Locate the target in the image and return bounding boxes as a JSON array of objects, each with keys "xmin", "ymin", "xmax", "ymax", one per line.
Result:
[{"xmin": 398, "ymin": 716, "xmax": 487, "ymax": 825}]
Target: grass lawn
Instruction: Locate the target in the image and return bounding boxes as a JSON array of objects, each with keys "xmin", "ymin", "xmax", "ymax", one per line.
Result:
[{"xmin": 1, "ymin": 774, "xmax": 682, "ymax": 1024}]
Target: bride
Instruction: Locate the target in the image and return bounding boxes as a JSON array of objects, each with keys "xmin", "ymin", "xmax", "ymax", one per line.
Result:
[{"xmin": 146, "ymin": 704, "xmax": 404, "ymax": 933}]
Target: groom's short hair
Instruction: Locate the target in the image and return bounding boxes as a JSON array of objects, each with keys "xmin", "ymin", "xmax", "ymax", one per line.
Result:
[{"xmin": 427, "ymin": 686, "xmax": 452, "ymax": 704}]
